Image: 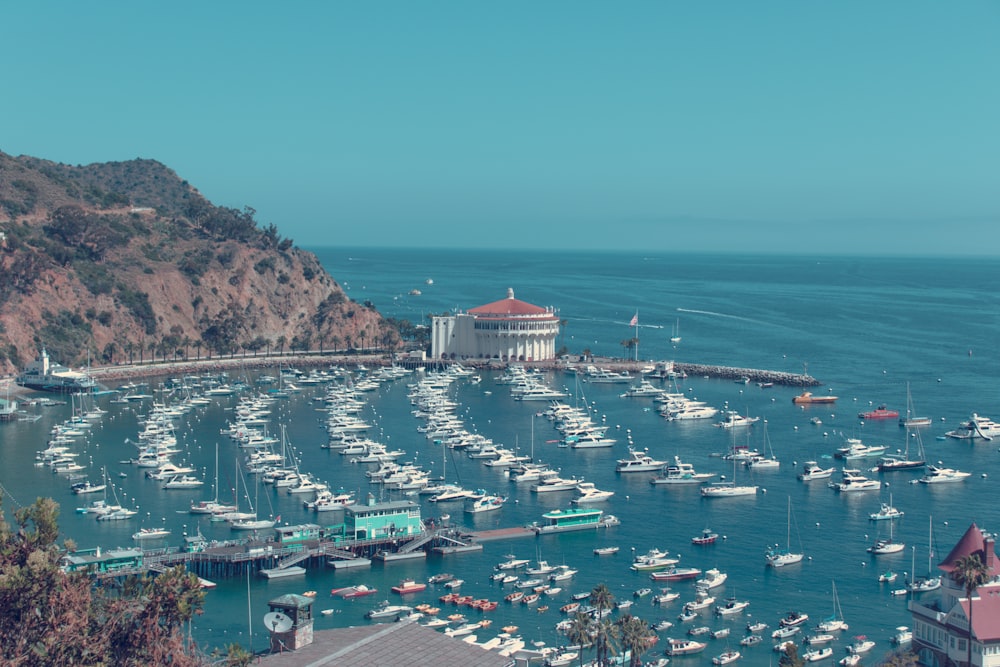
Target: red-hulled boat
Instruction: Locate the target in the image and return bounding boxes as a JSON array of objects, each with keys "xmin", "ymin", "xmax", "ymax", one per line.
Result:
[
  {"xmin": 330, "ymin": 584, "xmax": 378, "ymax": 599},
  {"xmin": 859, "ymin": 405, "xmax": 899, "ymax": 420},
  {"xmin": 692, "ymin": 528, "xmax": 719, "ymax": 545}
]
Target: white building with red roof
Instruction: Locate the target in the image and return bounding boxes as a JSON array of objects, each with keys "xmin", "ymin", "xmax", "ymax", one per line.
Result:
[
  {"xmin": 431, "ymin": 288, "xmax": 560, "ymax": 362},
  {"xmin": 910, "ymin": 522, "xmax": 1000, "ymax": 667}
]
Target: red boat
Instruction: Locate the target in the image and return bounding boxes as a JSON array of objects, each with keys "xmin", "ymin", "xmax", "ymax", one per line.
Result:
[
  {"xmin": 330, "ymin": 584, "xmax": 378, "ymax": 599},
  {"xmin": 859, "ymin": 405, "xmax": 899, "ymax": 420},
  {"xmin": 650, "ymin": 567, "xmax": 702, "ymax": 582},
  {"xmin": 391, "ymin": 578, "xmax": 427, "ymax": 595},
  {"xmin": 692, "ymin": 528, "xmax": 719, "ymax": 545}
]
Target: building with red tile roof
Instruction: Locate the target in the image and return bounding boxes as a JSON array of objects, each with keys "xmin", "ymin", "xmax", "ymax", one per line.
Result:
[
  {"xmin": 431, "ymin": 288, "xmax": 560, "ymax": 361},
  {"xmin": 910, "ymin": 522, "xmax": 1000, "ymax": 666}
]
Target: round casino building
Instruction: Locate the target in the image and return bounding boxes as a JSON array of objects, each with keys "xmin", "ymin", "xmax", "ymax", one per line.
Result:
[{"xmin": 430, "ymin": 288, "xmax": 560, "ymax": 362}]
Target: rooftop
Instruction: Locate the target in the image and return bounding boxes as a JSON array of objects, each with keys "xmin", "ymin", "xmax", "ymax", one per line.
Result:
[{"xmin": 255, "ymin": 619, "xmax": 512, "ymax": 667}]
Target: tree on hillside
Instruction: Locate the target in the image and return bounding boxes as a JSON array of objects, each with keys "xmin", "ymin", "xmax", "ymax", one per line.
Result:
[{"xmin": 0, "ymin": 497, "xmax": 206, "ymax": 666}]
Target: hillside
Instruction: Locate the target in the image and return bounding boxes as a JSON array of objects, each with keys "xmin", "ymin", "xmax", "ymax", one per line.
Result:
[{"xmin": 0, "ymin": 151, "xmax": 394, "ymax": 376}]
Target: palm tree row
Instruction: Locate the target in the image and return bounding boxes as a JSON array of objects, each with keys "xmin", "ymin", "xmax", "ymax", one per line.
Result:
[{"xmin": 564, "ymin": 584, "xmax": 657, "ymax": 667}]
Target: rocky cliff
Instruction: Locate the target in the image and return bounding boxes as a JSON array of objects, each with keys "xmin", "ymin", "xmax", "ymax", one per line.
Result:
[{"xmin": 0, "ymin": 152, "xmax": 394, "ymax": 375}]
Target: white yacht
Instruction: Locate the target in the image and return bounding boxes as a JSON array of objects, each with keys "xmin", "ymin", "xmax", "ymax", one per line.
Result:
[
  {"xmin": 615, "ymin": 448, "xmax": 667, "ymax": 473},
  {"xmin": 830, "ymin": 468, "xmax": 882, "ymax": 492},
  {"xmin": 571, "ymin": 482, "xmax": 615, "ymax": 504},
  {"xmin": 651, "ymin": 457, "xmax": 716, "ymax": 485},
  {"xmin": 945, "ymin": 413, "xmax": 1000, "ymax": 440},
  {"xmin": 918, "ymin": 465, "xmax": 971, "ymax": 484},
  {"xmin": 798, "ymin": 460, "xmax": 835, "ymax": 481}
]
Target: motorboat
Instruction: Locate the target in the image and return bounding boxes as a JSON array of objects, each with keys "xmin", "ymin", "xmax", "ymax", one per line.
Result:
[
  {"xmin": 593, "ymin": 546, "xmax": 619, "ymax": 556},
  {"xmin": 571, "ymin": 482, "xmax": 614, "ymax": 504},
  {"xmin": 132, "ymin": 527, "xmax": 171, "ymax": 540},
  {"xmin": 696, "ymin": 568, "xmax": 728, "ymax": 589},
  {"xmin": 700, "ymin": 481, "xmax": 758, "ymax": 497},
  {"xmin": 365, "ymin": 602, "xmax": 413, "ymax": 619},
  {"xmin": 664, "ymin": 638, "xmax": 707, "ymax": 655},
  {"xmin": 714, "ymin": 411, "xmax": 759, "ymax": 429},
  {"xmin": 829, "ymin": 468, "xmax": 881, "ymax": 492},
  {"xmin": 650, "ymin": 567, "xmax": 702, "ymax": 582},
  {"xmin": 870, "ymin": 500, "xmax": 904, "ymax": 521},
  {"xmin": 891, "ymin": 626, "xmax": 912, "ymax": 645},
  {"xmin": 918, "ymin": 465, "xmax": 971, "ymax": 484},
  {"xmin": 651, "ymin": 457, "xmax": 716, "ymax": 485},
  {"xmin": 799, "ymin": 461, "xmax": 835, "ymax": 481},
  {"xmin": 714, "ymin": 598, "xmax": 750, "ymax": 616},
  {"xmin": 615, "ymin": 448, "xmax": 666, "ymax": 472},
  {"xmin": 847, "ymin": 637, "xmax": 876, "ymax": 655},
  {"xmin": 779, "ymin": 611, "xmax": 810, "ymax": 627},
  {"xmin": 803, "ymin": 647, "xmax": 834, "ymax": 662},
  {"xmin": 692, "ymin": 528, "xmax": 719, "ymax": 545},
  {"xmin": 712, "ymin": 649, "xmax": 741, "ymax": 665}
]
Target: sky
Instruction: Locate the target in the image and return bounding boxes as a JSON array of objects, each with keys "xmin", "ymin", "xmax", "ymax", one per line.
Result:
[{"xmin": 2, "ymin": 2, "xmax": 998, "ymax": 255}]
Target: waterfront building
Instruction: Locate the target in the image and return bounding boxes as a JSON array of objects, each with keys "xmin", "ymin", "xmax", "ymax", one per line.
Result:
[
  {"xmin": 61, "ymin": 546, "xmax": 144, "ymax": 574},
  {"xmin": 275, "ymin": 523, "xmax": 323, "ymax": 545},
  {"xmin": 909, "ymin": 523, "xmax": 1000, "ymax": 667},
  {"xmin": 343, "ymin": 496, "xmax": 422, "ymax": 541},
  {"xmin": 431, "ymin": 288, "xmax": 560, "ymax": 361}
]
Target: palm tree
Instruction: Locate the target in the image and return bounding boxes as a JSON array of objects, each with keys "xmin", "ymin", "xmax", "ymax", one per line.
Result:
[
  {"xmin": 565, "ymin": 612, "xmax": 595, "ymax": 667},
  {"xmin": 588, "ymin": 584, "xmax": 616, "ymax": 666},
  {"xmin": 952, "ymin": 552, "xmax": 991, "ymax": 666},
  {"xmin": 595, "ymin": 617, "xmax": 621, "ymax": 667},
  {"xmin": 616, "ymin": 614, "xmax": 655, "ymax": 667}
]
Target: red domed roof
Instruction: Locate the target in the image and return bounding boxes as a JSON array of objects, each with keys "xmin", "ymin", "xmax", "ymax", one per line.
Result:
[{"xmin": 468, "ymin": 289, "xmax": 555, "ymax": 318}]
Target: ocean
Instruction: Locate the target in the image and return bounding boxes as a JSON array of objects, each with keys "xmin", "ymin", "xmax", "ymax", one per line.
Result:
[{"xmin": 2, "ymin": 248, "xmax": 999, "ymax": 665}]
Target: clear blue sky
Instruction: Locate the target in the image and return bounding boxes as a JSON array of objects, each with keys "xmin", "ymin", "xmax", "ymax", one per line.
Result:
[{"xmin": 3, "ymin": 2, "xmax": 997, "ymax": 255}]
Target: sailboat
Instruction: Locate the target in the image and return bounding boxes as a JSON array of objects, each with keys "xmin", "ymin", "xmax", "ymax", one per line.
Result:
[
  {"xmin": 670, "ymin": 318, "xmax": 682, "ymax": 344},
  {"xmin": 877, "ymin": 425, "xmax": 926, "ymax": 471},
  {"xmin": 899, "ymin": 382, "xmax": 931, "ymax": 428},
  {"xmin": 766, "ymin": 497, "xmax": 804, "ymax": 566},
  {"xmin": 816, "ymin": 581, "xmax": 849, "ymax": 632},
  {"xmin": 906, "ymin": 516, "xmax": 942, "ymax": 592},
  {"xmin": 702, "ymin": 431, "xmax": 759, "ymax": 497},
  {"xmin": 867, "ymin": 514, "xmax": 904, "ymax": 554},
  {"xmin": 190, "ymin": 442, "xmax": 238, "ymax": 515}
]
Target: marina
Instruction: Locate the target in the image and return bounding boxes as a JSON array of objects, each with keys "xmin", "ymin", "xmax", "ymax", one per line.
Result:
[{"xmin": 3, "ymin": 249, "xmax": 1000, "ymax": 665}]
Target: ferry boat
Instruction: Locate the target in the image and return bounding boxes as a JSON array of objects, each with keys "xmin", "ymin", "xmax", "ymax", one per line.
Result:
[
  {"xmin": 16, "ymin": 349, "xmax": 96, "ymax": 393},
  {"xmin": 531, "ymin": 507, "xmax": 619, "ymax": 534}
]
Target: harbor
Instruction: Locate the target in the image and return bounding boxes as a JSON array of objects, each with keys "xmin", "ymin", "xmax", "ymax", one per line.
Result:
[{"xmin": 3, "ymin": 250, "xmax": 1000, "ymax": 665}]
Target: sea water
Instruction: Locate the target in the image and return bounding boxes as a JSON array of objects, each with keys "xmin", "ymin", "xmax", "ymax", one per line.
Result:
[{"xmin": 2, "ymin": 249, "xmax": 999, "ymax": 665}]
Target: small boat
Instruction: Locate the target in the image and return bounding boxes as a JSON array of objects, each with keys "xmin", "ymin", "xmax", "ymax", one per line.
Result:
[
  {"xmin": 712, "ymin": 650, "xmax": 741, "ymax": 665},
  {"xmin": 593, "ymin": 546, "xmax": 620, "ymax": 556},
  {"xmin": 634, "ymin": 587, "xmax": 652, "ymax": 598},
  {"xmin": 692, "ymin": 528, "xmax": 719, "ymax": 545},
  {"xmin": 428, "ymin": 573, "xmax": 455, "ymax": 584},
  {"xmin": 803, "ymin": 647, "xmax": 834, "ymax": 662},
  {"xmin": 847, "ymin": 637, "xmax": 876, "ymax": 654},
  {"xmin": 688, "ymin": 626, "xmax": 711, "ymax": 637},
  {"xmin": 714, "ymin": 598, "xmax": 750, "ymax": 616},
  {"xmin": 891, "ymin": 626, "xmax": 912, "ymax": 645},
  {"xmin": 740, "ymin": 635, "xmax": 763, "ymax": 647},
  {"xmin": 653, "ymin": 589, "xmax": 680, "ymax": 605},
  {"xmin": 839, "ymin": 655, "xmax": 862, "ymax": 667},
  {"xmin": 779, "ymin": 611, "xmax": 810, "ymax": 627},
  {"xmin": 444, "ymin": 579, "xmax": 464, "ymax": 589},
  {"xmin": 806, "ymin": 633, "xmax": 835, "ymax": 645},
  {"xmin": 654, "ymin": 619, "xmax": 674, "ymax": 631},
  {"xmin": 772, "ymin": 625, "xmax": 801, "ymax": 640},
  {"xmin": 711, "ymin": 627, "xmax": 730, "ymax": 639},
  {"xmin": 321, "ymin": 609, "xmax": 335, "ymax": 616},
  {"xmin": 665, "ymin": 638, "xmax": 707, "ymax": 655},
  {"xmin": 799, "ymin": 461, "xmax": 836, "ymax": 481},
  {"xmin": 879, "ymin": 570, "xmax": 898, "ymax": 583},
  {"xmin": 560, "ymin": 602, "xmax": 580, "ymax": 614},
  {"xmin": 696, "ymin": 568, "xmax": 728, "ymax": 589},
  {"xmin": 747, "ymin": 621, "xmax": 769, "ymax": 633},
  {"xmin": 870, "ymin": 500, "xmax": 904, "ymax": 521}
]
